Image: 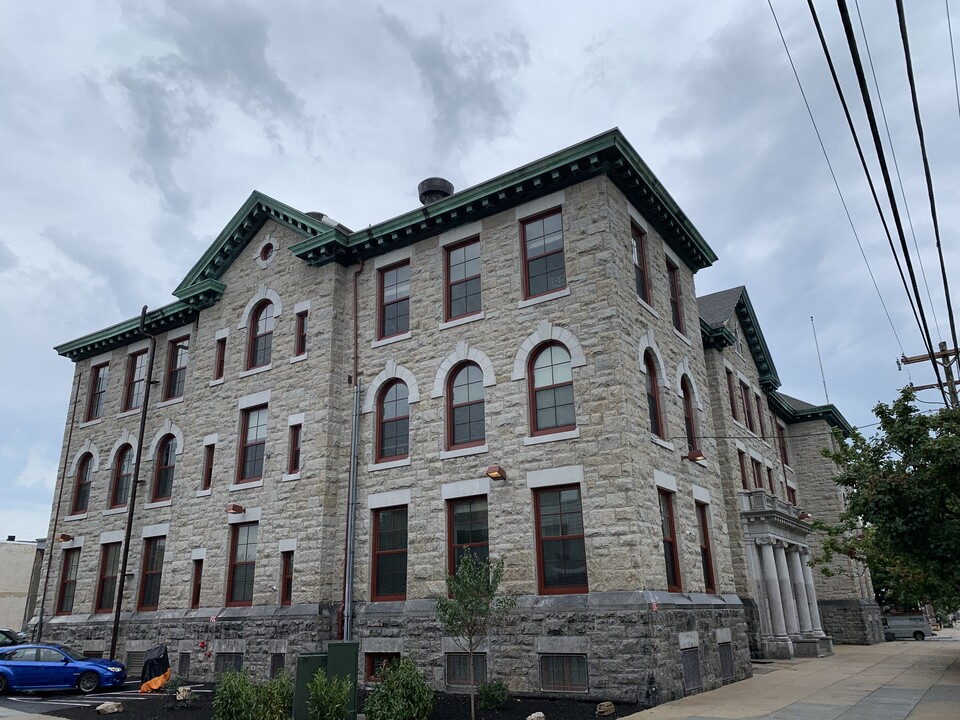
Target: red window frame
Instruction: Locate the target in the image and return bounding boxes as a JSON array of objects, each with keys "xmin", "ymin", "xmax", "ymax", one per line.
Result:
[
  {"xmin": 740, "ymin": 382, "xmax": 755, "ymax": 432},
  {"xmin": 294, "ymin": 311, "xmax": 308, "ymax": 356},
  {"xmin": 227, "ymin": 522, "xmax": 258, "ymax": 607},
  {"xmin": 540, "ymin": 654, "xmax": 588, "ymax": 693},
  {"xmin": 201, "ymin": 444, "xmax": 215, "ymax": 491},
  {"xmin": 447, "ymin": 496, "xmax": 489, "ymax": 577},
  {"xmin": 86, "ymin": 362, "xmax": 109, "ymax": 422},
  {"xmin": 280, "ymin": 550, "xmax": 294, "ymax": 606},
  {"xmin": 644, "ymin": 352, "xmax": 664, "ymax": 438},
  {"xmin": 190, "ymin": 559, "xmax": 203, "ymax": 609},
  {"xmin": 751, "ymin": 459, "xmax": 763, "ymax": 489},
  {"xmin": 696, "ymin": 503, "xmax": 716, "ymax": 593},
  {"xmin": 372, "ymin": 506, "xmax": 408, "ymax": 602},
  {"xmin": 726, "ymin": 370, "xmax": 738, "ymax": 420},
  {"xmin": 71, "ymin": 453, "xmax": 93, "ymax": 515},
  {"xmin": 658, "ymin": 489, "xmax": 682, "ymax": 592},
  {"xmin": 529, "ymin": 343, "xmax": 576, "ymax": 436},
  {"xmin": 767, "ymin": 468, "xmax": 775, "ymax": 494},
  {"xmin": 56, "ymin": 548, "xmax": 80, "ymax": 615},
  {"xmin": 378, "ymin": 261, "xmax": 411, "ymax": 340},
  {"xmin": 681, "ymin": 376, "xmax": 698, "ymax": 453},
  {"xmin": 365, "ymin": 653, "xmax": 401, "ymax": 682},
  {"xmin": 521, "ymin": 209, "xmax": 566, "ymax": 299},
  {"xmin": 445, "ymin": 237, "xmax": 482, "ymax": 321},
  {"xmin": 666, "ymin": 259, "xmax": 685, "ymax": 333},
  {"xmin": 95, "ymin": 543, "xmax": 121, "ymax": 613},
  {"xmin": 738, "ymin": 451, "xmax": 749, "ymax": 490},
  {"xmin": 376, "ymin": 381, "xmax": 409, "ymax": 462},
  {"xmin": 534, "ymin": 485, "xmax": 588, "ymax": 595},
  {"xmin": 447, "ymin": 363, "xmax": 485, "ymax": 450},
  {"xmin": 214, "ymin": 338, "xmax": 226, "ymax": 380},
  {"xmin": 110, "ymin": 445, "xmax": 133, "ymax": 508},
  {"xmin": 138, "ymin": 536, "xmax": 165, "ymax": 611},
  {"xmin": 124, "ymin": 350, "xmax": 148, "ymax": 411},
  {"xmin": 152, "ymin": 435, "xmax": 176, "ymax": 501},
  {"xmin": 777, "ymin": 423, "xmax": 790, "ymax": 466},
  {"xmin": 163, "ymin": 336, "xmax": 189, "ymax": 400},
  {"xmin": 288, "ymin": 424, "xmax": 302, "ymax": 474},
  {"xmin": 237, "ymin": 406, "xmax": 268, "ymax": 483},
  {"xmin": 755, "ymin": 394, "xmax": 767, "ymax": 438},
  {"xmin": 247, "ymin": 301, "xmax": 275, "ymax": 369},
  {"xmin": 786, "ymin": 485, "xmax": 797, "ymax": 505},
  {"xmin": 632, "ymin": 224, "xmax": 651, "ymax": 304}
]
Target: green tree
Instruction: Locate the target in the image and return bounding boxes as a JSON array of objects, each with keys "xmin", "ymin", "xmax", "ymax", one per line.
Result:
[
  {"xmin": 819, "ymin": 388, "xmax": 960, "ymax": 609},
  {"xmin": 435, "ymin": 551, "xmax": 515, "ymax": 720}
]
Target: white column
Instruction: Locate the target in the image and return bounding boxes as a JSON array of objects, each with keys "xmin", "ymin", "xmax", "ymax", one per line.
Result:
[
  {"xmin": 800, "ymin": 549, "xmax": 825, "ymax": 636},
  {"xmin": 760, "ymin": 540, "xmax": 788, "ymax": 637},
  {"xmin": 788, "ymin": 546, "xmax": 813, "ymax": 633},
  {"xmin": 774, "ymin": 543, "xmax": 800, "ymax": 635}
]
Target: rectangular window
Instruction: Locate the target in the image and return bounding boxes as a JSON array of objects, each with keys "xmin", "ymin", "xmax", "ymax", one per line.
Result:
[
  {"xmin": 201, "ymin": 444, "xmax": 215, "ymax": 491},
  {"xmin": 719, "ymin": 642, "xmax": 735, "ymax": 684},
  {"xmin": 95, "ymin": 543, "xmax": 121, "ymax": 613},
  {"xmin": 632, "ymin": 225, "xmax": 650, "ymax": 304},
  {"xmin": 751, "ymin": 459, "xmax": 763, "ymax": 489},
  {"xmin": 379, "ymin": 262, "xmax": 410, "ymax": 339},
  {"xmin": 726, "ymin": 370, "xmax": 738, "ymax": 420},
  {"xmin": 270, "ymin": 654, "xmax": 285, "ymax": 679},
  {"xmin": 696, "ymin": 503, "xmax": 715, "ymax": 594},
  {"xmin": 535, "ymin": 486, "xmax": 587, "ymax": 594},
  {"xmin": 86, "ymin": 363, "xmax": 109, "ymax": 422},
  {"xmin": 446, "ymin": 238, "xmax": 482, "ymax": 320},
  {"xmin": 214, "ymin": 654, "xmax": 243, "ymax": 674},
  {"xmin": 777, "ymin": 423, "xmax": 790, "ymax": 466},
  {"xmin": 681, "ymin": 647, "xmax": 703, "ymax": 693},
  {"xmin": 294, "ymin": 311, "xmax": 308, "ymax": 356},
  {"xmin": 280, "ymin": 550, "xmax": 294, "ymax": 606},
  {"xmin": 522, "ymin": 210, "xmax": 565, "ymax": 298},
  {"xmin": 540, "ymin": 655, "xmax": 588, "ymax": 693},
  {"xmin": 372, "ymin": 506, "xmax": 407, "ymax": 601},
  {"xmin": 786, "ymin": 485, "xmax": 797, "ymax": 505},
  {"xmin": 738, "ymin": 451, "xmax": 748, "ymax": 490},
  {"xmin": 57, "ymin": 548, "xmax": 80, "ymax": 614},
  {"xmin": 740, "ymin": 382, "xmax": 755, "ymax": 432},
  {"xmin": 446, "ymin": 653, "xmax": 486, "ymax": 687},
  {"xmin": 659, "ymin": 489, "xmax": 681, "ymax": 592},
  {"xmin": 124, "ymin": 351, "xmax": 148, "ymax": 411},
  {"xmin": 288, "ymin": 424, "xmax": 302, "ymax": 474},
  {"xmin": 138, "ymin": 536, "xmax": 165, "ymax": 610},
  {"xmin": 214, "ymin": 338, "xmax": 226, "ymax": 380},
  {"xmin": 164, "ymin": 336, "xmax": 189, "ymax": 400},
  {"xmin": 448, "ymin": 496, "xmax": 489, "ymax": 576},
  {"xmin": 227, "ymin": 522, "xmax": 258, "ymax": 606},
  {"xmin": 191, "ymin": 559, "xmax": 203, "ymax": 609},
  {"xmin": 755, "ymin": 394, "xmax": 766, "ymax": 438},
  {"xmin": 238, "ymin": 406, "xmax": 268, "ymax": 483},
  {"xmin": 667, "ymin": 260, "xmax": 684, "ymax": 332},
  {"xmin": 767, "ymin": 468, "xmax": 775, "ymax": 494},
  {"xmin": 365, "ymin": 653, "xmax": 400, "ymax": 682}
]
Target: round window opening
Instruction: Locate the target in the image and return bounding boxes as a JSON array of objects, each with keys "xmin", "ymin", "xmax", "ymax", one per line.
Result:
[{"xmin": 260, "ymin": 243, "xmax": 275, "ymax": 262}]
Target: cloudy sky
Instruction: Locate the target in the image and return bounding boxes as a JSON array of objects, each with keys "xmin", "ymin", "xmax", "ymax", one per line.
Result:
[{"xmin": 2, "ymin": 1, "xmax": 957, "ymax": 541}]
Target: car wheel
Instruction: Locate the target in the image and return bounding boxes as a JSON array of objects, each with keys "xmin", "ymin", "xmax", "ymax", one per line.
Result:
[
  {"xmin": 913, "ymin": 631, "xmax": 925, "ymax": 641},
  {"xmin": 0, "ymin": 673, "xmax": 8, "ymax": 694},
  {"xmin": 78, "ymin": 671, "xmax": 100, "ymax": 694}
]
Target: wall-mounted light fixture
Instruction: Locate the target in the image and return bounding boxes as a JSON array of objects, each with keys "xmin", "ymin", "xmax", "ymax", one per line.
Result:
[
  {"xmin": 798, "ymin": 511, "xmax": 811, "ymax": 521},
  {"xmin": 225, "ymin": 503, "xmax": 245, "ymax": 515},
  {"xmin": 682, "ymin": 449, "xmax": 706, "ymax": 462},
  {"xmin": 57, "ymin": 533, "xmax": 74, "ymax": 542},
  {"xmin": 485, "ymin": 465, "xmax": 506, "ymax": 481}
]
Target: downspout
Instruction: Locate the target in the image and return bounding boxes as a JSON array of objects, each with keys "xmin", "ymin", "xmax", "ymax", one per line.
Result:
[
  {"xmin": 36, "ymin": 367, "xmax": 83, "ymax": 642},
  {"xmin": 340, "ymin": 259, "xmax": 364, "ymax": 640},
  {"xmin": 109, "ymin": 306, "xmax": 157, "ymax": 660}
]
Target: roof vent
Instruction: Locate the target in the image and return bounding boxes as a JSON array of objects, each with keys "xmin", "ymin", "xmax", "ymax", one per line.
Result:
[
  {"xmin": 418, "ymin": 177, "xmax": 454, "ymax": 205},
  {"xmin": 5, "ymin": 535, "xmax": 14, "ymax": 542}
]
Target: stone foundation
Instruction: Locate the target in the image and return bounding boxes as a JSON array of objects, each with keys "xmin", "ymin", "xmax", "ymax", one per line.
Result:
[{"xmin": 818, "ymin": 599, "xmax": 883, "ymax": 645}]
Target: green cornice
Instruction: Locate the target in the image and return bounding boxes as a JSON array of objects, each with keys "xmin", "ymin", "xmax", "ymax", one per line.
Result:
[
  {"xmin": 769, "ymin": 391, "xmax": 853, "ymax": 436},
  {"xmin": 700, "ymin": 317, "xmax": 736, "ymax": 350},
  {"xmin": 736, "ymin": 290, "xmax": 780, "ymax": 391}
]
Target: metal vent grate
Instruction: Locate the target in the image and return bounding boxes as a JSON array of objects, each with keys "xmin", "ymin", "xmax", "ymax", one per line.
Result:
[
  {"xmin": 82, "ymin": 650, "xmax": 103, "ymax": 658},
  {"xmin": 270, "ymin": 653, "xmax": 285, "ymax": 679},
  {"xmin": 215, "ymin": 653, "xmax": 243, "ymax": 674},
  {"xmin": 719, "ymin": 642, "xmax": 735, "ymax": 684},
  {"xmin": 125, "ymin": 651, "xmax": 146, "ymax": 680},
  {"xmin": 178, "ymin": 652, "xmax": 191, "ymax": 679},
  {"xmin": 681, "ymin": 647, "xmax": 702, "ymax": 693}
]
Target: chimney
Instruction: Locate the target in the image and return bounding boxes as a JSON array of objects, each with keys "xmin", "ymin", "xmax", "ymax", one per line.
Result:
[
  {"xmin": 418, "ymin": 177, "xmax": 454, "ymax": 205},
  {"xmin": 5, "ymin": 535, "xmax": 14, "ymax": 542}
]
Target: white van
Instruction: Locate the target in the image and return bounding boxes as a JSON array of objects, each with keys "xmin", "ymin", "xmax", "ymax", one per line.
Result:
[{"xmin": 881, "ymin": 615, "xmax": 935, "ymax": 640}]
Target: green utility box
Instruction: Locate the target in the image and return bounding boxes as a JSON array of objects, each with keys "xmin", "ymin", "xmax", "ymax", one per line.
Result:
[
  {"xmin": 292, "ymin": 642, "xmax": 359, "ymax": 720},
  {"xmin": 292, "ymin": 653, "xmax": 327, "ymax": 720}
]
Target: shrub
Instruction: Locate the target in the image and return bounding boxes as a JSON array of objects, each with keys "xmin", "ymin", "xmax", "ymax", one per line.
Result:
[
  {"xmin": 363, "ymin": 657, "xmax": 434, "ymax": 720},
  {"xmin": 213, "ymin": 670, "xmax": 254, "ymax": 720},
  {"xmin": 477, "ymin": 679, "xmax": 508, "ymax": 710},
  {"xmin": 307, "ymin": 669, "xmax": 352, "ymax": 720},
  {"xmin": 253, "ymin": 671, "xmax": 293, "ymax": 720}
]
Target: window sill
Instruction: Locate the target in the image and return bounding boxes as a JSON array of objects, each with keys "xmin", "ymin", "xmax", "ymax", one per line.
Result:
[
  {"xmin": 102, "ymin": 507, "xmax": 127, "ymax": 516},
  {"xmin": 196, "ymin": 489, "xmax": 212, "ymax": 497},
  {"xmin": 144, "ymin": 499, "xmax": 172, "ymax": 510},
  {"xmin": 281, "ymin": 472, "xmax": 301, "ymax": 482},
  {"xmin": 116, "ymin": 409, "xmax": 140, "ymax": 419},
  {"xmin": 673, "ymin": 328, "xmax": 692, "ymax": 347},
  {"xmin": 517, "ymin": 287, "xmax": 570, "ymax": 309},
  {"xmin": 229, "ymin": 480, "xmax": 264, "ymax": 491},
  {"xmin": 209, "ymin": 378, "xmax": 225, "ymax": 387},
  {"xmin": 367, "ymin": 457, "xmax": 412, "ymax": 472},
  {"xmin": 156, "ymin": 396, "xmax": 184, "ymax": 409},
  {"xmin": 78, "ymin": 418, "xmax": 102, "ymax": 429},
  {"xmin": 371, "ymin": 331, "xmax": 412, "ymax": 349},
  {"xmin": 239, "ymin": 364, "xmax": 271, "ymax": 379},
  {"xmin": 65, "ymin": 513, "xmax": 88, "ymax": 521},
  {"xmin": 637, "ymin": 296, "xmax": 659, "ymax": 319},
  {"xmin": 439, "ymin": 313, "xmax": 485, "ymax": 331},
  {"xmin": 439, "ymin": 444, "xmax": 489, "ymax": 460},
  {"xmin": 523, "ymin": 428, "xmax": 580, "ymax": 446},
  {"xmin": 651, "ymin": 436, "xmax": 675, "ymax": 451},
  {"xmin": 289, "ymin": 354, "xmax": 308, "ymax": 365}
]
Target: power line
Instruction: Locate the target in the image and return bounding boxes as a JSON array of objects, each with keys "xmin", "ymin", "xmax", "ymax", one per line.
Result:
[{"xmin": 947, "ymin": 0, "xmax": 960, "ymax": 125}]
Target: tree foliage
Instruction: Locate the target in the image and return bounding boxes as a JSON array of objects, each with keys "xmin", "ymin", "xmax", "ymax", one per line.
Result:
[{"xmin": 820, "ymin": 388, "xmax": 960, "ymax": 610}]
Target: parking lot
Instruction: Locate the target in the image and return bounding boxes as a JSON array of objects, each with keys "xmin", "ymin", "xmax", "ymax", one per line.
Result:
[{"xmin": 0, "ymin": 682, "xmax": 213, "ymax": 718}]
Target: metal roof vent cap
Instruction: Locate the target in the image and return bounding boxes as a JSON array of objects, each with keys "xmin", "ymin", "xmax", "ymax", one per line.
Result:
[{"xmin": 418, "ymin": 177, "xmax": 454, "ymax": 205}]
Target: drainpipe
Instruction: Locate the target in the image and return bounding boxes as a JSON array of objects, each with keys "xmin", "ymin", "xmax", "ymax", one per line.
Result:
[{"xmin": 109, "ymin": 306, "xmax": 157, "ymax": 660}]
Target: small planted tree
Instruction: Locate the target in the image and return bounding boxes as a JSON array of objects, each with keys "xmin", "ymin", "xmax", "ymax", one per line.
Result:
[{"xmin": 435, "ymin": 551, "xmax": 515, "ymax": 720}]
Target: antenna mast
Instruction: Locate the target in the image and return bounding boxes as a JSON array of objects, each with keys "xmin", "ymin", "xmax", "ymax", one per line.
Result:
[{"xmin": 811, "ymin": 316, "xmax": 830, "ymax": 404}]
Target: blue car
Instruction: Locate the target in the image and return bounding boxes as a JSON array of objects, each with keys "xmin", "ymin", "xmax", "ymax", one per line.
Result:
[{"xmin": 0, "ymin": 644, "xmax": 127, "ymax": 694}]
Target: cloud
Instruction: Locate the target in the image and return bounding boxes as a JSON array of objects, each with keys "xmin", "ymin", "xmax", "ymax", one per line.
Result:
[
  {"xmin": 377, "ymin": 10, "xmax": 530, "ymax": 160},
  {"xmin": 12, "ymin": 445, "xmax": 59, "ymax": 492},
  {"xmin": 0, "ymin": 239, "xmax": 17, "ymax": 272}
]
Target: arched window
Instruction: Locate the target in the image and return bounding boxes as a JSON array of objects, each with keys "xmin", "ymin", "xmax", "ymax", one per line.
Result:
[
  {"xmin": 247, "ymin": 300, "xmax": 275, "ymax": 369},
  {"xmin": 644, "ymin": 351, "xmax": 663, "ymax": 438},
  {"xmin": 153, "ymin": 435, "xmax": 177, "ymax": 501},
  {"xmin": 377, "ymin": 381, "xmax": 409, "ymax": 461},
  {"xmin": 110, "ymin": 445, "xmax": 133, "ymax": 508},
  {"xmin": 530, "ymin": 344, "xmax": 575, "ymax": 435},
  {"xmin": 448, "ymin": 363, "xmax": 485, "ymax": 449},
  {"xmin": 71, "ymin": 453, "xmax": 93, "ymax": 515},
  {"xmin": 681, "ymin": 376, "xmax": 698, "ymax": 452}
]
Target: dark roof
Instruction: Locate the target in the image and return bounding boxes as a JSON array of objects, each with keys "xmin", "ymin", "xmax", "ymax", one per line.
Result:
[
  {"xmin": 777, "ymin": 393, "xmax": 819, "ymax": 412},
  {"xmin": 769, "ymin": 391, "xmax": 853, "ymax": 434},
  {"xmin": 697, "ymin": 286, "xmax": 745, "ymax": 328}
]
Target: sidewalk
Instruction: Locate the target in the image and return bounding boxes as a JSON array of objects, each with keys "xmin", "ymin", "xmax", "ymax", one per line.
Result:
[{"xmin": 627, "ymin": 628, "xmax": 960, "ymax": 720}]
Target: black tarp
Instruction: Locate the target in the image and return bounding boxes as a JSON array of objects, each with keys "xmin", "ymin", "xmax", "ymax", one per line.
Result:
[{"xmin": 140, "ymin": 644, "xmax": 170, "ymax": 683}]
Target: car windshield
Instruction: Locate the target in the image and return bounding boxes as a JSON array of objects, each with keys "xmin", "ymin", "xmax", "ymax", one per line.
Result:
[{"xmin": 58, "ymin": 646, "xmax": 87, "ymax": 661}]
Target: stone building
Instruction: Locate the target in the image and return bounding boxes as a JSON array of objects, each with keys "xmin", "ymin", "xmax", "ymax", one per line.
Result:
[{"xmin": 39, "ymin": 129, "xmax": 876, "ymax": 704}]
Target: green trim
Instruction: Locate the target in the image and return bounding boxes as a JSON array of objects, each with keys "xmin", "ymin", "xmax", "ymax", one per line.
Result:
[
  {"xmin": 700, "ymin": 317, "xmax": 736, "ymax": 349},
  {"xmin": 768, "ymin": 391, "xmax": 853, "ymax": 435},
  {"xmin": 736, "ymin": 290, "xmax": 780, "ymax": 391}
]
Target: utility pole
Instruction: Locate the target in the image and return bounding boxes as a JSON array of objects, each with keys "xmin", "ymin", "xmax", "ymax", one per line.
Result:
[{"xmin": 900, "ymin": 341, "xmax": 960, "ymax": 406}]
